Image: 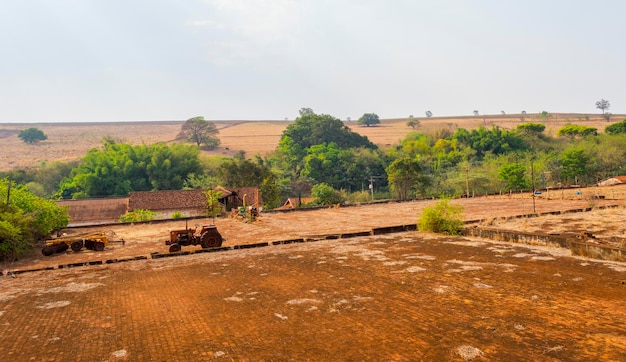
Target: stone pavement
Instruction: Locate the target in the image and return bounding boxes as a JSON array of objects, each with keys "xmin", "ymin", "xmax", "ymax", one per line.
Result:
[{"xmin": 1, "ymin": 232, "xmax": 625, "ymax": 361}]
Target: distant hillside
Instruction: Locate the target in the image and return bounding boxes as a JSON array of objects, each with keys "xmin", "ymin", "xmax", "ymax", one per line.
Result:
[{"xmin": 1, "ymin": 113, "xmax": 624, "ymax": 171}]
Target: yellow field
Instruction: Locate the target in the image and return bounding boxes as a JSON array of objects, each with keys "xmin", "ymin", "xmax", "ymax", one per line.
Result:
[{"xmin": 1, "ymin": 113, "xmax": 623, "ymax": 171}]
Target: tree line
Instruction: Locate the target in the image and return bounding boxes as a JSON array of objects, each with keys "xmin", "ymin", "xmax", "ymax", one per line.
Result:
[
  {"xmin": 4, "ymin": 113, "xmax": 626, "ymax": 206},
  {"xmin": 3, "ymin": 112, "xmax": 626, "ymax": 261}
]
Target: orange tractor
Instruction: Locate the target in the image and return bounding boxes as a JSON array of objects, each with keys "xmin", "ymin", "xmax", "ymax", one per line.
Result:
[{"xmin": 166, "ymin": 224, "xmax": 223, "ymax": 253}]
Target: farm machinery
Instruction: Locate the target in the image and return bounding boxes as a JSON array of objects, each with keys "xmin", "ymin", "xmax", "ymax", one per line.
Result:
[
  {"xmin": 42, "ymin": 231, "xmax": 122, "ymax": 256},
  {"xmin": 166, "ymin": 224, "xmax": 223, "ymax": 253}
]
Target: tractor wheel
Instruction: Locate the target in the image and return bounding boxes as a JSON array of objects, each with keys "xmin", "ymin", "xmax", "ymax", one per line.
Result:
[
  {"xmin": 94, "ymin": 242, "xmax": 105, "ymax": 252},
  {"xmin": 70, "ymin": 240, "xmax": 83, "ymax": 252},
  {"xmin": 169, "ymin": 243, "xmax": 181, "ymax": 253},
  {"xmin": 201, "ymin": 230, "xmax": 223, "ymax": 248},
  {"xmin": 84, "ymin": 239, "xmax": 95, "ymax": 250},
  {"xmin": 42, "ymin": 246, "xmax": 55, "ymax": 256},
  {"xmin": 56, "ymin": 243, "xmax": 69, "ymax": 253}
]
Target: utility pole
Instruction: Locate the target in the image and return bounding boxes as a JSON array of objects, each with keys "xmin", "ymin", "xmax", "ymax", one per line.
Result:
[
  {"xmin": 465, "ymin": 167, "xmax": 470, "ymax": 198},
  {"xmin": 369, "ymin": 176, "xmax": 384, "ymax": 201},
  {"xmin": 531, "ymin": 161, "xmax": 536, "ymax": 213}
]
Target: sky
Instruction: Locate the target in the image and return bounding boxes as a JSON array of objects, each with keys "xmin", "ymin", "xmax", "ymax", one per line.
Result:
[{"xmin": 1, "ymin": 0, "xmax": 625, "ymax": 123}]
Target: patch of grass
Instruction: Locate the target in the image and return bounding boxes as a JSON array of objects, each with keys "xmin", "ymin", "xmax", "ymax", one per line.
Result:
[
  {"xmin": 418, "ymin": 199, "xmax": 464, "ymax": 235},
  {"xmin": 119, "ymin": 209, "xmax": 156, "ymax": 223}
]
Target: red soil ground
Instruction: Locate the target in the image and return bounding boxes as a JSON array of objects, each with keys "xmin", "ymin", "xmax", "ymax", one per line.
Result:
[{"xmin": 1, "ymin": 196, "xmax": 625, "ymax": 361}]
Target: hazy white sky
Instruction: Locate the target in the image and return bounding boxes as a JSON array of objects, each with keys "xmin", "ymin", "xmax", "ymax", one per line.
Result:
[{"xmin": 1, "ymin": 0, "xmax": 624, "ymax": 122}]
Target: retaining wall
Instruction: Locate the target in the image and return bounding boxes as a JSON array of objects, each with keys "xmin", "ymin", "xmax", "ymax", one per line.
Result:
[{"xmin": 463, "ymin": 227, "xmax": 626, "ymax": 262}]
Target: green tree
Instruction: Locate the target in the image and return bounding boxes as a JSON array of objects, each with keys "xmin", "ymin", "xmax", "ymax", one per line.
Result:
[
  {"xmin": 0, "ymin": 179, "xmax": 69, "ymax": 261},
  {"xmin": 146, "ymin": 143, "xmax": 202, "ymax": 190},
  {"xmin": 386, "ymin": 158, "xmax": 425, "ymax": 200},
  {"xmin": 302, "ymin": 143, "xmax": 344, "ymax": 189},
  {"xmin": 406, "ymin": 119, "xmax": 420, "ymax": 129},
  {"xmin": 276, "ymin": 111, "xmax": 377, "ymax": 183},
  {"xmin": 279, "ymin": 112, "xmax": 375, "ymax": 151},
  {"xmin": 498, "ymin": 163, "xmax": 528, "ymax": 191},
  {"xmin": 596, "ymin": 99, "xmax": 610, "ymax": 114},
  {"xmin": 177, "ymin": 116, "xmax": 220, "ymax": 149},
  {"xmin": 217, "ymin": 158, "xmax": 282, "ymax": 209},
  {"xmin": 560, "ymin": 149, "xmax": 589, "ymax": 184},
  {"xmin": 452, "ymin": 126, "xmax": 528, "ymax": 159},
  {"xmin": 357, "ymin": 113, "xmax": 381, "ymax": 127},
  {"xmin": 557, "ymin": 125, "xmax": 597, "ymax": 139},
  {"xmin": 0, "ymin": 160, "xmax": 78, "ymax": 198},
  {"xmin": 58, "ymin": 140, "xmax": 202, "ymax": 199},
  {"xmin": 573, "ymin": 134, "xmax": 626, "ymax": 181},
  {"xmin": 299, "ymin": 107, "xmax": 315, "ymax": 116},
  {"xmin": 605, "ymin": 119, "xmax": 626, "ymax": 135},
  {"xmin": 516, "ymin": 122, "xmax": 546, "ymax": 137},
  {"xmin": 301, "ymin": 143, "xmax": 387, "ymax": 191},
  {"xmin": 311, "ymin": 183, "xmax": 342, "ymax": 205},
  {"xmin": 18, "ymin": 127, "xmax": 47, "ymax": 144}
]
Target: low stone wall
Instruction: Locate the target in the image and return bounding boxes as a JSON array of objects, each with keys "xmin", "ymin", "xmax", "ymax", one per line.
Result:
[
  {"xmin": 568, "ymin": 241, "xmax": 625, "ymax": 262},
  {"xmin": 462, "ymin": 227, "xmax": 626, "ymax": 262},
  {"xmin": 462, "ymin": 227, "xmax": 568, "ymax": 248}
]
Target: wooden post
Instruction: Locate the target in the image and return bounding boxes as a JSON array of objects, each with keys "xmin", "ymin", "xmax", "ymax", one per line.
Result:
[{"xmin": 465, "ymin": 167, "xmax": 470, "ymax": 198}]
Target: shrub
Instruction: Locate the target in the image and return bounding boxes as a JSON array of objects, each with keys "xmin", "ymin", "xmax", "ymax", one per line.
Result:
[
  {"xmin": 0, "ymin": 215, "xmax": 32, "ymax": 261},
  {"xmin": 346, "ymin": 190, "xmax": 371, "ymax": 203},
  {"xmin": 119, "ymin": 209, "xmax": 156, "ymax": 223},
  {"xmin": 0, "ymin": 179, "xmax": 69, "ymax": 261},
  {"xmin": 605, "ymin": 119, "xmax": 626, "ymax": 135},
  {"xmin": 418, "ymin": 199, "xmax": 464, "ymax": 235},
  {"xmin": 311, "ymin": 183, "xmax": 342, "ymax": 205},
  {"xmin": 171, "ymin": 211, "xmax": 183, "ymax": 219}
]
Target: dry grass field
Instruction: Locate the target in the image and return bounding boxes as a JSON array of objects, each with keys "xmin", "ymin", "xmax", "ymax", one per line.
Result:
[{"xmin": 1, "ymin": 113, "xmax": 623, "ymax": 171}]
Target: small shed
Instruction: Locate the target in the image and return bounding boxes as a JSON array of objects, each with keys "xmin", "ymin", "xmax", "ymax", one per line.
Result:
[{"xmin": 215, "ymin": 186, "xmax": 262, "ymax": 211}]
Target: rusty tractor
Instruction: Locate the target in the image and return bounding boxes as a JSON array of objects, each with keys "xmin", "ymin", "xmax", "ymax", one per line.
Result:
[
  {"xmin": 166, "ymin": 224, "xmax": 223, "ymax": 253},
  {"xmin": 42, "ymin": 231, "xmax": 122, "ymax": 256}
]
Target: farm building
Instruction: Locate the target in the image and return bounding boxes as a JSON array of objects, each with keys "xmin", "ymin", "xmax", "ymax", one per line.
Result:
[{"xmin": 58, "ymin": 187, "xmax": 262, "ymax": 225}]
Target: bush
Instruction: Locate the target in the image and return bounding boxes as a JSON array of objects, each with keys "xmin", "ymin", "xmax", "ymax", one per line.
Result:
[
  {"xmin": 311, "ymin": 183, "xmax": 342, "ymax": 205},
  {"xmin": 345, "ymin": 190, "xmax": 371, "ymax": 204},
  {"xmin": 119, "ymin": 209, "xmax": 156, "ymax": 223},
  {"xmin": 0, "ymin": 215, "xmax": 32, "ymax": 261},
  {"xmin": 0, "ymin": 179, "xmax": 69, "ymax": 261},
  {"xmin": 171, "ymin": 211, "xmax": 184, "ymax": 219},
  {"xmin": 418, "ymin": 199, "xmax": 464, "ymax": 235}
]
